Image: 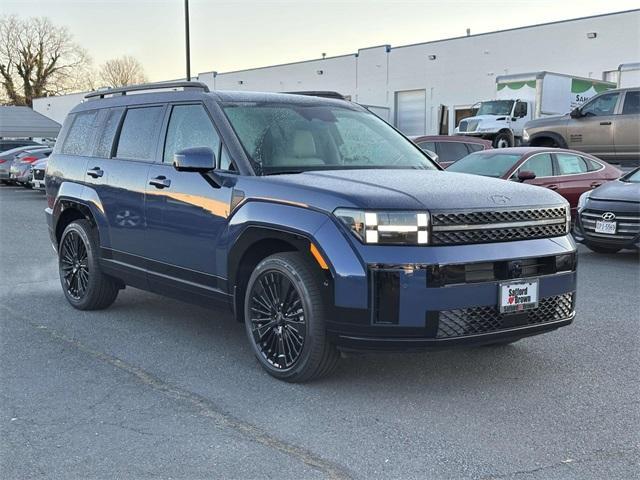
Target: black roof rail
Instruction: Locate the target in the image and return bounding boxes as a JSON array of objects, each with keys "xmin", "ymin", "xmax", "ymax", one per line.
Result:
[
  {"xmin": 281, "ymin": 91, "xmax": 347, "ymax": 100},
  {"xmin": 85, "ymin": 81, "xmax": 210, "ymax": 100}
]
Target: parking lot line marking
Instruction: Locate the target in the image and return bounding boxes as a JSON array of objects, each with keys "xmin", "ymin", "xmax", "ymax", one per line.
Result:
[{"xmin": 0, "ymin": 304, "xmax": 353, "ymax": 480}]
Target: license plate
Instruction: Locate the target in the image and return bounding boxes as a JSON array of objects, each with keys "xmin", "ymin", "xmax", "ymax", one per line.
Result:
[
  {"xmin": 595, "ymin": 220, "xmax": 616, "ymax": 234},
  {"xmin": 499, "ymin": 280, "xmax": 539, "ymax": 313}
]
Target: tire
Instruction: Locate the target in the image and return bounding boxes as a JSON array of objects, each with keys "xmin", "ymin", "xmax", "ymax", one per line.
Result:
[
  {"xmin": 244, "ymin": 252, "xmax": 339, "ymax": 382},
  {"xmin": 585, "ymin": 243, "xmax": 621, "ymax": 254},
  {"xmin": 493, "ymin": 132, "xmax": 513, "ymax": 148},
  {"xmin": 58, "ymin": 219, "xmax": 119, "ymax": 310}
]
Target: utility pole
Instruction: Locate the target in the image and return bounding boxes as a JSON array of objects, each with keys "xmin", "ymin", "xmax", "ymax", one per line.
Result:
[{"xmin": 184, "ymin": 0, "xmax": 191, "ymax": 81}]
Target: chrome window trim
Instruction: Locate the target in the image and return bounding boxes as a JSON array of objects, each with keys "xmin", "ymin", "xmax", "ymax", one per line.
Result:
[{"xmin": 511, "ymin": 153, "xmax": 605, "ymax": 180}]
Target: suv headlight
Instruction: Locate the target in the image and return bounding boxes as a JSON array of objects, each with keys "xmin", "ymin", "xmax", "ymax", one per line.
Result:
[
  {"xmin": 334, "ymin": 209, "xmax": 430, "ymax": 245},
  {"xmin": 577, "ymin": 191, "xmax": 591, "ymax": 212}
]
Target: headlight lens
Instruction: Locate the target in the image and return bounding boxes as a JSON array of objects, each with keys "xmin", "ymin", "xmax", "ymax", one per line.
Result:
[
  {"xmin": 565, "ymin": 204, "xmax": 571, "ymax": 233},
  {"xmin": 577, "ymin": 190, "xmax": 591, "ymax": 212},
  {"xmin": 522, "ymin": 130, "xmax": 530, "ymax": 142},
  {"xmin": 334, "ymin": 209, "xmax": 430, "ymax": 245}
]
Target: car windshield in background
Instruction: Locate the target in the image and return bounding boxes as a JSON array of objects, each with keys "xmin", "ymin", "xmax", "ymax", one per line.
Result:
[
  {"xmin": 621, "ymin": 168, "xmax": 640, "ymax": 183},
  {"xmin": 477, "ymin": 100, "xmax": 514, "ymax": 116},
  {"xmin": 446, "ymin": 152, "xmax": 522, "ymax": 178},
  {"xmin": 222, "ymin": 102, "xmax": 437, "ymax": 174}
]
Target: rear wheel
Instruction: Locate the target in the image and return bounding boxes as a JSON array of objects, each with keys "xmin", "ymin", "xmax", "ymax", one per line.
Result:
[
  {"xmin": 244, "ymin": 252, "xmax": 339, "ymax": 382},
  {"xmin": 585, "ymin": 243, "xmax": 621, "ymax": 254},
  {"xmin": 59, "ymin": 219, "xmax": 119, "ymax": 310}
]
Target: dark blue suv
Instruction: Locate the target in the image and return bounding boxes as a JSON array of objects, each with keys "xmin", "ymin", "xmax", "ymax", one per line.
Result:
[{"xmin": 45, "ymin": 82, "xmax": 577, "ymax": 381}]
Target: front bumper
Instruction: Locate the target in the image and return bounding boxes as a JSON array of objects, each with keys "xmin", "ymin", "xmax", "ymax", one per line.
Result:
[
  {"xmin": 326, "ymin": 235, "xmax": 577, "ymax": 350},
  {"xmin": 574, "ymin": 204, "xmax": 640, "ymax": 250}
]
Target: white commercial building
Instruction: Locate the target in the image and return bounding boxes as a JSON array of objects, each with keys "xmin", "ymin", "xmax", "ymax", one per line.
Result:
[{"xmin": 35, "ymin": 9, "xmax": 640, "ymax": 135}]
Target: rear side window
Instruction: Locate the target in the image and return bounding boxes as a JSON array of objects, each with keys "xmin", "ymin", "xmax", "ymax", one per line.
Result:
[
  {"xmin": 438, "ymin": 141, "xmax": 470, "ymax": 162},
  {"xmin": 163, "ymin": 104, "xmax": 220, "ymax": 163},
  {"xmin": 622, "ymin": 91, "xmax": 640, "ymax": 115},
  {"xmin": 61, "ymin": 110, "xmax": 98, "ymax": 156},
  {"xmin": 116, "ymin": 106, "xmax": 163, "ymax": 160},
  {"xmin": 95, "ymin": 108, "xmax": 123, "ymax": 158},
  {"xmin": 556, "ymin": 153, "xmax": 589, "ymax": 175}
]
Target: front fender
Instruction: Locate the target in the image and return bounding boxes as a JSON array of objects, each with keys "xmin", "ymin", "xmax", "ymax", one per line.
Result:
[{"xmin": 223, "ymin": 200, "xmax": 368, "ymax": 309}]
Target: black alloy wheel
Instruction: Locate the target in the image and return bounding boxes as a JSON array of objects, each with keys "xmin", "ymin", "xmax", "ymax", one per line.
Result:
[
  {"xmin": 60, "ymin": 230, "xmax": 89, "ymax": 300},
  {"xmin": 249, "ymin": 270, "xmax": 306, "ymax": 370}
]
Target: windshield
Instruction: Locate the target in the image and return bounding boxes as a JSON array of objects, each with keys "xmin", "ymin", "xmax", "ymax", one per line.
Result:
[
  {"xmin": 222, "ymin": 102, "xmax": 437, "ymax": 174},
  {"xmin": 621, "ymin": 168, "xmax": 640, "ymax": 183},
  {"xmin": 477, "ymin": 100, "xmax": 514, "ymax": 116},
  {"xmin": 446, "ymin": 152, "xmax": 522, "ymax": 178}
]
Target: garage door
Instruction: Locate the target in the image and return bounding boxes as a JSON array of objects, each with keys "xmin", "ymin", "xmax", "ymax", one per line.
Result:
[{"xmin": 395, "ymin": 90, "xmax": 426, "ymax": 135}]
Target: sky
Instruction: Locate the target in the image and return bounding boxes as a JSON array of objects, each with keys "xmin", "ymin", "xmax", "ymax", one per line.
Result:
[{"xmin": 3, "ymin": 0, "xmax": 639, "ymax": 82}]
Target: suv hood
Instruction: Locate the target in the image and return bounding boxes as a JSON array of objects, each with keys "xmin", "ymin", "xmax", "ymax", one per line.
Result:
[
  {"xmin": 525, "ymin": 114, "xmax": 569, "ymax": 129},
  {"xmin": 260, "ymin": 169, "xmax": 567, "ymax": 212}
]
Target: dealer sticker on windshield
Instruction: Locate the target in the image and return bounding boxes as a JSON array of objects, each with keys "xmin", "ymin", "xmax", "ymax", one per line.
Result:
[{"xmin": 499, "ymin": 280, "xmax": 539, "ymax": 314}]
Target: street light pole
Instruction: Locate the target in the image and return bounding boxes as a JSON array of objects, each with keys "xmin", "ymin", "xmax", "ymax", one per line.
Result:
[{"xmin": 184, "ymin": 0, "xmax": 191, "ymax": 81}]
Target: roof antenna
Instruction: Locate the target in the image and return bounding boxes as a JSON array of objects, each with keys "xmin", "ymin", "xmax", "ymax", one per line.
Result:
[
  {"xmin": 466, "ymin": 28, "xmax": 471, "ymax": 36},
  {"xmin": 322, "ymin": 52, "xmax": 326, "ymax": 59}
]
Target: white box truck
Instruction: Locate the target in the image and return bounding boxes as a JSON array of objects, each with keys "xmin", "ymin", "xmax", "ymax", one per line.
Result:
[
  {"xmin": 454, "ymin": 72, "xmax": 616, "ymax": 148},
  {"xmin": 617, "ymin": 63, "xmax": 640, "ymax": 88}
]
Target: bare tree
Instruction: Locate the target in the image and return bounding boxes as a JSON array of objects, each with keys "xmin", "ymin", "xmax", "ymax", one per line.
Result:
[
  {"xmin": 99, "ymin": 55, "xmax": 147, "ymax": 88},
  {"xmin": 0, "ymin": 16, "xmax": 92, "ymax": 106}
]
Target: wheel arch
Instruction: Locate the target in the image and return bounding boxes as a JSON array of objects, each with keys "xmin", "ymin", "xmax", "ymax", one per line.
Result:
[
  {"xmin": 54, "ymin": 200, "xmax": 98, "ymax": 247},
  {"xmin": 529, "ymin": 131, "xmax": 568, "ymax": 148}
]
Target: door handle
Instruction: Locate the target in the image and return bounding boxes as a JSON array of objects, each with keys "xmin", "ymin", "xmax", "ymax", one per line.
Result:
[
  {"xmin": 86, "ymin": 167, "xmax": 104, "ymax": 178},
  {"xmin": 149, "ymin": 175, "xmax": 171, "ymax": 189},
  {"xmin": 546, "ymin": 184, "xmax": 559, "ymax": 190},
  {"xmin": 599, "ymin": 121, "xmax": 612, "ymax": 125}
]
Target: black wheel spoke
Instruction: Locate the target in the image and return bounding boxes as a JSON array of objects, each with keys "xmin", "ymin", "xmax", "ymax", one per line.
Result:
[
  {"xmin": 60, "ymin": 230, "xmax": 90, "ymax": 301},
  {"xmin": 249, "ymin": 269, "xmax": 306, "ymax": 369}
]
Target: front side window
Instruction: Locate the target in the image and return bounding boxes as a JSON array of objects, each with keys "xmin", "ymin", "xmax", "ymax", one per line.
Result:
[
  {"xmin": 520, "ymin": 153, "xmax": 553, "ymax": 177},
  {"xmin": 556, "ymin": 153, "xmax": 589, "ymax": 175},
  {"xmin": 446, "ymin": 152, "xmax": 521, "ymax": 178},
  {"xmin": 61, "ymin": 110, "xmax": 98, "ymax": 156},
  {"xmin": 437, "ymin": 142, "xmax": 470, "ymax": 162},
  {"xmin": 163, "ymin": 104, "xmax": 220, "ymax": 163},
  {"xmin": 581, "ymin": 93, "xmax": 620, "ymax": 117},
  {"xmin": 622, "ymin": 91, "xmax": 640, "ymax": 115},
  {"xmin": 417, "ymin": 141, "xmax": 436, "ymax": 153},
  {"xmin": 222, "ymin": 102, "xmax": 436, "ymax": 174},
  {"xmin": 116, "ymin": 106, "xmax": 163, "ymax": 160}
]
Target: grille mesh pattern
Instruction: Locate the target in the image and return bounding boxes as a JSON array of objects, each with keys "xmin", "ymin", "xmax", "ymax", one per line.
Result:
[
  {"xmin": 437, "ymin": 293, "xmax": 574, "ymax": 339},
  {"xmin": 432, "ymin": 207, "xmax": 566, "ymax": 227},
  {"xmin": 432, "ymin": 223, "xmax": 567, "ymax": 245}
]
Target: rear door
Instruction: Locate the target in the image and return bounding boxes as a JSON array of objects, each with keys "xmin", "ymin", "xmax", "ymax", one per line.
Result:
[
  {"xmin": 613, "ymin": 90, "xmax": 640, "ymax": 162},
  {"xmin": 89, "ymin": 105, "xmax": 165, "ymax": 267},
  {"xmin": 144, "ymin": 103, "xmax": 235, "ymax": 298},
  {"xmin": 566, "ymin": 91, "xmax": 620, "ymax": 159}
]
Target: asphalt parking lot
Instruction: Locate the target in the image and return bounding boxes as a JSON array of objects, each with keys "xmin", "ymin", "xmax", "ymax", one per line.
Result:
[{"xmin": 0, "ymin": 185, "xmax": 638, "ymax": 480}]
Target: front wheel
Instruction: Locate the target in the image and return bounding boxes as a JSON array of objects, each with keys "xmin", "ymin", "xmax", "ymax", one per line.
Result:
[
  {"xmin": 244, "ymin": 252, "xmax": 339, "ymax": 382},
  {"xmin": 59, "ymin": 219, "xmax": 119, "ymax": 310},
  {"xmin": 493, "ymin": 132, "xmax": 513, "ymax": 148}
]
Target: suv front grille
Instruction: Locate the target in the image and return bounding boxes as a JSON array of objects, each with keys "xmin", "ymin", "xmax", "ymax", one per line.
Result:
[
  {"xmin": 436, "ymin": 293, "xmax": 574, "ymax": 339},
  {"xmin": 431, "ymin": 207, "xmax": 567, "ymax": 245},
  {"xmin": 580, "ymin": 209, "xmax": 640, "ymax": 241}
]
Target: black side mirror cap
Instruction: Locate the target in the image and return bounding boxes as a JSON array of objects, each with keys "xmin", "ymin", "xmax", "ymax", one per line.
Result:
[
  {"xmin": 570, "ymin": 108, "xmax": 582, "ymax": 118},
  {"xmin": 173, "ymin": 147, "xmax": 216, "ymax": 172},
  {"xmin": 518, "ymin": 170, "xmax": 536, "ymax": 182}
]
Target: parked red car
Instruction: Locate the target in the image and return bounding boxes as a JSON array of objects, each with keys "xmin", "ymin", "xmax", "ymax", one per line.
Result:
[
  {"xmin": 411, "ymin": 135, "xmax": 492, "ymax": 166},
  {"xmin": 446, "ymin": 147, "xmax": 622, "ymax": 217}
]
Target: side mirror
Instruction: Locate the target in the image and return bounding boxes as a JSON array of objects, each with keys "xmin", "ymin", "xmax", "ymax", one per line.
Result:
[
  {"xmin": 570, "ymin": 108, "xmax": 582, "ymax": 119},
  {"xmin": 514, "ymin": 102, "xmax": 528, "ymax": 118},
  {"xmin": 424, "ymin": 149, "xmax": 439, "ymax": 164},
  {"xmin": 518, "ymin": 170, "xmax": 536, "ymax": 182},
  {"xmin": 173, "ymin": 147, "xmax": 216, "ymax": 172}
]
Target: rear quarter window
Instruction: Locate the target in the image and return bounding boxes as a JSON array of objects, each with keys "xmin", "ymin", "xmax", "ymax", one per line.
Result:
[
  {"xmin": 95, "ymin": 108, "xmax": 124, "ymax": 158},
  {"xmin": 61, "ymin": 110, "xmax": 98, "ymax": 156}
]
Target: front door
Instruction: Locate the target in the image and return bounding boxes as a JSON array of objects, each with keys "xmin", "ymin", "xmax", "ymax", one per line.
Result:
[
  {"xmin": 144, "ymin": 103, "xmax": 234, "ymax": 298},
  {"xmin": 567, "ymin": 91, "xmax": 620, "ymax": 159},
  {"xmin": 614, "ymin": 90, "xmax": 640, "ymax": 161}
]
